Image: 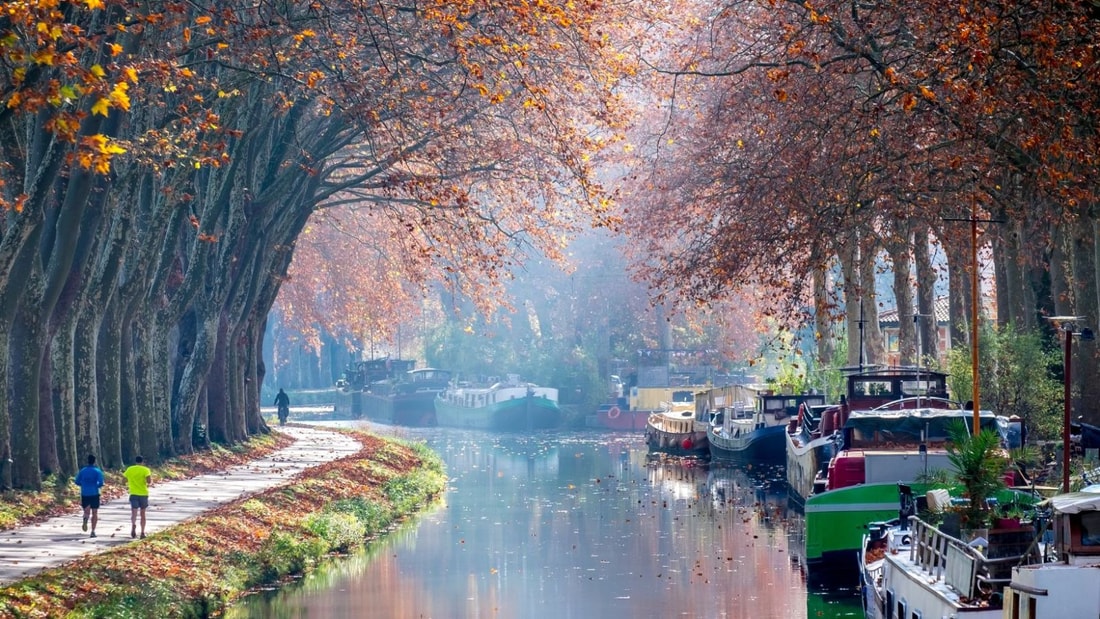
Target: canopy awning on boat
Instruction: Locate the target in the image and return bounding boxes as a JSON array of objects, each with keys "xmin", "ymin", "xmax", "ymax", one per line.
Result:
[
  {"xmin": 1046, "ymin": 491, "xmax": 1100, "ymax": 514},
  {"xmin": 844, "ymin": 408, "xmax": 1001, "ymax": 442}
]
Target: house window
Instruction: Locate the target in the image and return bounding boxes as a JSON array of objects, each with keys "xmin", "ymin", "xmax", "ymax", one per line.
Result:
[{"xmin": 886, "ymin": 331, "xmax": 900, "ymax": 353}]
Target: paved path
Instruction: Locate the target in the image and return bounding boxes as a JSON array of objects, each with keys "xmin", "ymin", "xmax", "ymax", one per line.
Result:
[{"xmin": 0, "ymin": 425, "xmax": 361, "ymax": 585}]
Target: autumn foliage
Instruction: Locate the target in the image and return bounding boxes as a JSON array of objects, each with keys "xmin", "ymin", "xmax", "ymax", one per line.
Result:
[
  {"xmin": 0, "ymin": 0, "xmax": 633, "ymax": 489},
  {"xmin": 617, "ymin": 0, "xmax": 1100, "ymax": 399},
  {"xmin": 0, "ymin": 430, "xmax": 443, "ymax": 618}
]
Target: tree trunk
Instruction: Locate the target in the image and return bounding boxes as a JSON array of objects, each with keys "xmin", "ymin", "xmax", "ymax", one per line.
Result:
[
  {"xmin": 10, "ymin": 298, "xmax": 44, "ymax": 489},
  {"xmin": 247, "ymin": 317, "xmax": 269, "ymax": 435},
  {"xmin": 48, "ymin": 314, "xmax": 78, "ymax": 475},
  {"xmin": 172, "ymin": 309, "xmax": 218, "ymax": 454},
  {"xmin": 860, "ymin": 238, "xmax": 885, "ymax": 366},
  {"xmin": 73, "ymin": 305, "xmax": 104, "ymax": 466},
  {"xmin": 945, "ymin": 237, "xmax": 970, "ymax": 348},
  {"xmin": 98, "ymin": 298, "xmax": 124, "ymax": 469},
  {"xmin": 207, "ymin": 316, "xmax": 229, "ymax": 445},
  {"xmin": 1050, "ymin": 221, "xmax": 1073, "ymax": 317},
  {"xmin": 813, "ymin": 259, "xmax": 835, "ymax": 366},
  {"xmin": 838, "ymin": 231, "xmax": 862, "ymax": 368},
  {"xmin": 1072, "ymin": 218, "xmax": 1099, "ymax": 420},
  {"xmin": 885, "ymin": 230, "xmax": 915, "ymax": 366},
  {"xmin": 913, "ymin": 228, "xmax": 939, "ymax": 363}
]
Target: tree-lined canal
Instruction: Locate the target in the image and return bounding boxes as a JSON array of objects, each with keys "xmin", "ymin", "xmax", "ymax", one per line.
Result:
[{"xmin": 227, "ymin": 424, "xmax": 862, "ymax": 618}]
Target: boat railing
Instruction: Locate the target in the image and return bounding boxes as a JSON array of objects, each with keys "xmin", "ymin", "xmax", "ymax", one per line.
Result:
[
  {"xmin": 863, "ymin": 559, "xmax": 884, "ymax": 587},
  {"xmin": 909, "ymin": 516, "xmax": 985, "ymax": 597},
  {"xmin": 870, "ymin": 396, "xmax": 962, "ymax": 411},
  {"xmin": 908, "ymin": 516, "xmax": 1038, "ymax": 601}
]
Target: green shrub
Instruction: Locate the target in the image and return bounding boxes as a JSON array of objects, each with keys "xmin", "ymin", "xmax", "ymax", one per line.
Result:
[
  {"xmin": 254, "ymin": 530, "xmax": 325, "ymax": 582},
  {"xmin": 305, "ymin": 511, "xmax": 367, "ymax": 552},
  {"xmin": 327, "ymin": 498, "xmax": 392, "ymax": 532}
]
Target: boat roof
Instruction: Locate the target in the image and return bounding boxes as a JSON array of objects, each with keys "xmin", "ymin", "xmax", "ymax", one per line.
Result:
[
  {"xmin": 844, "ymin": 408, "xmax": 1001, "ymax": 440},
  {"xmin": 839, "ymin": 365, "xmax": 949, "ymax": 378},
  {"xmin": 1047, "ymin": 491, "xmax": 1100, "ymax": 514}
]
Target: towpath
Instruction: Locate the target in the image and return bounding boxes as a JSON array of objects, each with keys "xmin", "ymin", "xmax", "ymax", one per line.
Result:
[{"xmin": 0, "ymin": 425, "xmax": 361, "ymax": 585}]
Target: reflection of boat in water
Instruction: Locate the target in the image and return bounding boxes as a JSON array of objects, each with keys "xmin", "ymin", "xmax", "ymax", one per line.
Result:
[
  {"xmin": 703, "ymin": 462, "xmax": 788, "ymax": 524},
  {"xmin": 645, "ymin": 457, "xmax": 706, "ymax": 501}
]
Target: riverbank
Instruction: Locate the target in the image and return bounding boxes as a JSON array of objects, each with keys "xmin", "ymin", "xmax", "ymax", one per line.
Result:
[{"xmin": 0, "ymin": 428, "xmax": 446, "ymax": 618}]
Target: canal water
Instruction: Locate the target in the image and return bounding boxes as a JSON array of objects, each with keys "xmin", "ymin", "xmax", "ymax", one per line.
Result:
[{"xmin": 226, "ymin": 424, "xmax": 863, "ymax": 618}]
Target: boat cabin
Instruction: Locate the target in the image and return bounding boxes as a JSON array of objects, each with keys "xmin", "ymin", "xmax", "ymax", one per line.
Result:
[
  {"xmin": 845, "ymin": 367, "xmax": 949, "ymax": 410},
  {"xmin": 825, "ymin": 409, "xmax": 1003, "ymax": 491},
  {"xmin": 1006, "ymin": 491, "xmax": 1100, "ymax": 618}
]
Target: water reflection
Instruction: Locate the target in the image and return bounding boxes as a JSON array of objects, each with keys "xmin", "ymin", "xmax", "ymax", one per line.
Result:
[{"xmin": 227, "ymin": 425, "xmax": 861, "ymax": 618}]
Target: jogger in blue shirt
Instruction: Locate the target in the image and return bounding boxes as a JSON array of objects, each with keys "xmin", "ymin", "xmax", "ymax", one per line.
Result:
[{"xmin": 74, "ymin": 455, "xmax": 104, "ymax": 538}]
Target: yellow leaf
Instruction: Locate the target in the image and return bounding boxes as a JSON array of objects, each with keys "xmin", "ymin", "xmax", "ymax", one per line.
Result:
[
  {"xmin": 90, "ymin": 64, "xmax": 106, "ymax": 79},
  {"xmin": 33, "ymin": 50, "xmax": 55, "ymax": 66},
  {"xmin": 124, "ymin": 67, "xmax": 138, "ymax": 83},
  {"xmin": 195, "ymin": 16, "xmax": 212, "ymax": 25},
  {"xmin": 108, "ymin": 43, "xmax": 122, "ymax": 56},
  {"xmin": 109, "ymin": 82, "xmax": 130, "ymax": 111},
  {"xmin": 83, "ymin": 0, "xmax": 105, "ymax": 9},
  {"xmin": 91, "ymin": 98, "xmax": 111, "ymax": 116}
]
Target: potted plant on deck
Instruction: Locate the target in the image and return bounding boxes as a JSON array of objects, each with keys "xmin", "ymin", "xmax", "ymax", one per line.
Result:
[{"xmin": 946, "ymin": 420, "xmax": 1009, "ymax": 540}]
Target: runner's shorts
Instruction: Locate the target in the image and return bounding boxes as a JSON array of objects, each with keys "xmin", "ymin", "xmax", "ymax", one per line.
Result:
[
  {"xmin": 129, "ymin": 495, "xmax": 149, "ymax": 509},
  {"xmin": 81, "ymin": 495, "xmax": 100, "ymax": 509}
]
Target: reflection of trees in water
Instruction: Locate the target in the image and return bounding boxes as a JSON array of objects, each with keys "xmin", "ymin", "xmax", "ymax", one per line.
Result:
[{"xmin": 224, "ymin": 516, "xmax": 436, "ymax": 619}]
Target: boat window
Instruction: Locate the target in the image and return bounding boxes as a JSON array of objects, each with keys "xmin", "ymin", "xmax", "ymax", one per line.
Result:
[
  {"xmin": 1081, "ymin": 512, "xmax": 1100, "ymax": 546},
  {"xmin": 896, "ymin": 598, "xmax": 907, "ymax": 619},
  {"xmin": 910, "ymin": 611, "xmax": 922, "ymax": 619},
  {"xmin": 900, "ymin": 379, "xmax": 939, "ymax": 396},
  {"xmin": 853, "ymin": 380, "xmax": 894, "ymax": 397},
  {"xmin": 672, "ymin": 390, "xmax": 694, "ymax": 403},
  {"xmin": 885, "ymin": 590, "xmax": 895, "ymax": 619}
]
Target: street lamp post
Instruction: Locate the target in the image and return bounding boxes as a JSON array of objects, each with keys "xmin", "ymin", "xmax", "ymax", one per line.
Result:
[{"xmin": 1050, "ymin": 317, "xmax": 1096, "ymax": 493}]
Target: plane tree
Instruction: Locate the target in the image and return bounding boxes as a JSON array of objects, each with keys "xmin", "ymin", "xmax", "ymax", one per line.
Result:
[
  {"xmin": 617, "ymin": 0, "xmax": 1100, "ymax": 408},
  {"xmin": 0, "ymin": 0, "xmax": 630, "ymax": 488}
]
